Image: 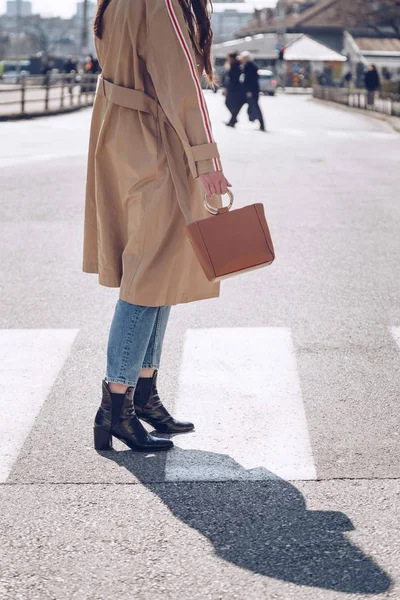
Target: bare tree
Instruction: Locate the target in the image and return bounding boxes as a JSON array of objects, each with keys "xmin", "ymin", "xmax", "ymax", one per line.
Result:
[
  {"xmin": 338, "ymin": 0, "xmax": 400, "ymax": 37},
  {"xmin": 25, "ymin": 18, "xmax": 74, "ymax": 54}
]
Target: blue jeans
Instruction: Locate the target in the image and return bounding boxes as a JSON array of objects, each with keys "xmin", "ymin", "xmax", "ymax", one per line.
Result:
[{"xmin": 106, "ymin": 300, "xmax": 171, "ymax": 387}]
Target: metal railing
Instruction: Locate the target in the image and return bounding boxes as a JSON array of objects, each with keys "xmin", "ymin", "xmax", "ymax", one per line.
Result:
[
  {"xmin": 313, "ymin": 85, "xmax": 400, "ymax": 118},
  {"xmin": 0, "ymin": 73, "xmax": 98, "ymax": 119}
]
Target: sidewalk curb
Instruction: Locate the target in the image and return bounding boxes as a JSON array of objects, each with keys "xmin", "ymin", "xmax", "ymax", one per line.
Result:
[
  {"xmin": 311, "ymin": 97, "xmax": 400, "ymax": 133},
  {"xmin": 0, "ymin": 103, "xmax": 93, "ymax": 122}
]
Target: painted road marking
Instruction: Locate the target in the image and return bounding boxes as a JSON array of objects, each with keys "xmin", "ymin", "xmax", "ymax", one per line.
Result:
[
  {"xmin": 391, "ymin": 328, "xmax": 400, "ymax": 348},
  {"xmin": 324, "ymin": 130, "xmax": 394, "ymax": 139},
  {"xmin": 0, "ymin": 329, "xmax": 79, "ymax": 483},
  {"xmin": 279, "ymin": 128, "xmax": 308, "ymax": 136},
  {"xmin": 166, "ymin": 328, "xmax": 317, "ymax": 481}
]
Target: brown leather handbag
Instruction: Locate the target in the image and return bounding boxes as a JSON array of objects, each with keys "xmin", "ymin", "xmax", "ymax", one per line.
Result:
[{"xmin": 185, "ymin": 191, "xmax": 275, "ymax": 282}]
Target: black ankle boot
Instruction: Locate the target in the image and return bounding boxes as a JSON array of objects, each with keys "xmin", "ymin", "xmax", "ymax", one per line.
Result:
[
  {"xmin": 94, "ymin": 381, "xmax": 174, "ymax": 451},
  {"xmin": 134, "ymin": 371, "xmax": 194, "ymax": 433}
]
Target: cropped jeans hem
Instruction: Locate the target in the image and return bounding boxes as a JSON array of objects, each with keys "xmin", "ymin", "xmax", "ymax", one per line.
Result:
[
  {"xmin": 106, "ymin": 377, "xmax": 138, "ymax": 388},
  {"xmin": 106, "ymin": 300, "xmax": 171, "ymax": 388}
]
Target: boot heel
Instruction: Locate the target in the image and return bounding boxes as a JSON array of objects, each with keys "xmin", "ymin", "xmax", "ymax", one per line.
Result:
[{"xmin": 94, "ymin": 427, "xmax": 113, "ymax": 450}]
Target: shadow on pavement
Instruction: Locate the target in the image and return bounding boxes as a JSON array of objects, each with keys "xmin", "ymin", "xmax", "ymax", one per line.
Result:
[{"xmin": 100, "ymin": 448, "xmax": 391, "ymax": 595}]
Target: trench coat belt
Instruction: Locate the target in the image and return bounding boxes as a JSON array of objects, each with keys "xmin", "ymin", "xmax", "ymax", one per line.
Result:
[
  {"xmin": 97, "ymin": 74, "xmax": 158, "ymax": 118},
  {"xmin": 95, "ymin": 76, "xmax": 199, "ymax": 225}
]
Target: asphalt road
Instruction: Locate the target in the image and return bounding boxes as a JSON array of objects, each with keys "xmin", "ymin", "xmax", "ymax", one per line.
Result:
[{"xmin": 0, "ymin": 92, "xmax": 400, "ymax": 599}]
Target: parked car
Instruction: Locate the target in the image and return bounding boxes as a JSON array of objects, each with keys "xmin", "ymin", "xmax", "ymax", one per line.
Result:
[
  {"xmin": 0, "ymin": 60, "xmax": 31, "ymax": 83},
  {"xmin": 259, "ymin": 70, "xmax": 277, "ymax": 96},
  {"xmin": 1, "ymin": 69, "xmax": 30, "ymax": 84}
]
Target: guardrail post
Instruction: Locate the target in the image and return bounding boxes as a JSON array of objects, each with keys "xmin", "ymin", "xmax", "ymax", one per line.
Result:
[
  {"xmin": 21, "ymin": 76, "xmax": 26, "ymax": 115},
  {"xmin": 79, "ymin": 77, "xmax": 83, "ymax": 107},
  {"xmin": 44, "ymin": 74, "xmax": 50, "ymax": 111},
  {"xmin": 60, "ymin": 77, "xmax": 65, "ymax": 109}
]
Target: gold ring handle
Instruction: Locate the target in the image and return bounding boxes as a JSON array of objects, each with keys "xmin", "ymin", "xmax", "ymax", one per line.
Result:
[{"xmin": 204, "ymin": 189, "xmax": 234, "ymax": 216}]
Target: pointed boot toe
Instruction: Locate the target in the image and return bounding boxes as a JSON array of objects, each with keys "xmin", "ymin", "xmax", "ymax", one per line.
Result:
[
  {"xmin": 150, "ymin": 418, "xmax": 195, "ymax": 434},
  {"xmin": 134, "ymin": 372, "xmax": 195, "ymax": 434},
  {"xmin": 94, "ymin": 381, "xmax": 174, "ymax": 452},
  {"xmin": 121, "ymin": 430, "xmax": 173, "ymax": 451},
  {"xmin": 144, "ymin": 433, "xmax": 174, "ymax": 450}
]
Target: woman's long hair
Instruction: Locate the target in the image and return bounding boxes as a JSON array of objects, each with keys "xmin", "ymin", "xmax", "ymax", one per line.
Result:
[
  {"xmin": 93, "ymin": 0, "xmax": 215, "ymax": 83},
  {"xmin": 93, "ymin": 0, "xmax": 112, "ymax": 39},
  {"xmin": 179, "ymin": 0, "xmax": 215, "ymax": 84}
]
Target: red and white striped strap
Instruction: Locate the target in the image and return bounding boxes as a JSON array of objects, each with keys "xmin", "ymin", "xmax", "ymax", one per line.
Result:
[{"xmin": 164, "ymin": 0, "xmax": 220, "ymax": 172}]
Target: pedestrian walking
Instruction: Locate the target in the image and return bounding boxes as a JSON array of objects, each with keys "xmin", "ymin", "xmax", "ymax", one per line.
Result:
[
  {"xmin": 62, "ymin": 55, "xmax": 78, "ymax": 94},
  {"xmin": 240, "ymin": 51, "xmax": 266, "ymax": 132},
  {"xmin": 62, "ymin": 55, "xmax": 77, "ymax": 75},
  {"xmin": 84, "ymin": 0, "xmax": 230, "ymax": 452},
  {"xmin": 84, "ymin": 54, "xmax": 100, "ymax": 92},
  {"xmin": 364, "ymin": 64, "xmax": 380, "ymax": 107},
  {"xmin": 223, "ymin": 51, "xmax": 246, "ymax": 128}
]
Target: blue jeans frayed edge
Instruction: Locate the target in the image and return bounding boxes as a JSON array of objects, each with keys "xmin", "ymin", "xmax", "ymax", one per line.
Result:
[
  {"xmin": 106, "ymin": 365, "xmax": 159, "ymax": 387},
  {"xmin": 105, "ymin": 377, "xmax": 138, "ymax": 387}
]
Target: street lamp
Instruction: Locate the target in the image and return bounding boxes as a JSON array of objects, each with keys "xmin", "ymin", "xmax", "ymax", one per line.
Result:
[
  {"xmin": 81, "ymin": 0, "xmax": 89, "ymax": 56},
  {"xmin": 276, "ymin": 0, "xmax": 286, "ymax": 89},
  {"xmin": 15, "ymin": 0, "xmax": 23, "ymax": 61}
]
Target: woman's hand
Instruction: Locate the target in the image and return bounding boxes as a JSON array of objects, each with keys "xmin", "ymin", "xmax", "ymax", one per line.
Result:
[{"xmin": 200, "ymin": 171, "xmax": 232, "ymax": 197}]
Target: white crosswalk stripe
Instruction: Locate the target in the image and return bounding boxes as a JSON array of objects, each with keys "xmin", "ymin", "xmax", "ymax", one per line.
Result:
[
  {"xmin": 391, "ymin": 328, "xmax": 400, "ymax": 351},
  {"xmin": 0, "ymin": 329, "xmax": 79, "ymax": 482},
  {"xmin": 166, "ymin": 328, "xmax": 317, "ymax": 481},
  {"xmin": 276, "ymin": 129, "xmax": 395, "ymax": 139},
  {"xmin": 5, "ymin": 326, "xmax": 399, "ymax": 483}
]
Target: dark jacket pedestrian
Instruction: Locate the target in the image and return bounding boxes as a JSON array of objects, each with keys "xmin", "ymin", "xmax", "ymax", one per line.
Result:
[
  {"xmin": 364, "ymin": 64, "xmax": 380, "ymax": 107},
  {"xmin": 62, "ymin": 57, "xmax": 77, "ymax": 74},
  {"xmin": 240, "ymin": 52, "xmax": 265, "ymax": 131},
  {"xmin": 223, "ymin": 52, "xmax": 246, "ymax": 127},
  {"xmin": 243, "ymin": 60, "xmax": 260, "ymax": 95},
  {"xmin": 84, "ymin": 54, "xmax": 100, "ymax": 92},
  {"xmin": 365, "ymin": 65, "xmax": 380, "ymax": 92},
  {"xmin": 62, "ymin": 56, "xmax": 77, "ymax": 91}
]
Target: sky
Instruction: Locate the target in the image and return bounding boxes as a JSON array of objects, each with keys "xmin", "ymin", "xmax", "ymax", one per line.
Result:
[
  {"xmin": 0, "ymin": 0, "xmax": 277, "ymax": 18},
  {"xmin": 0, "ymin": 0, "xmax": 78, "ymax": 18}
]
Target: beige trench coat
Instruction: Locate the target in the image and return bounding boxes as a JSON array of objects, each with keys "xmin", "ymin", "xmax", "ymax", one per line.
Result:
[{"xmin": 83, "ymin": 0, "xmax": 222, "ymax": 306}]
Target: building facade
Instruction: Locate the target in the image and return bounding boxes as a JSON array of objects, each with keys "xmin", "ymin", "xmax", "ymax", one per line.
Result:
[
  {"xmin": 6, "ymin": 1, "xmax": 32, "ymax": 17},
  {"xmin": 212, "ymin": 0, "xmax": 276, "ymax": 43}
]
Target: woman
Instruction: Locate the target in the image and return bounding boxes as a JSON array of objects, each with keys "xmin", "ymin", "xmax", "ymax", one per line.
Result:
[
  {"xmin": 84, "ymin": 0, "xmax": 230, "ymax": 452},
  {"xmin": 223, "ymin": 51, "xmax": 245, "ymax": 128}
]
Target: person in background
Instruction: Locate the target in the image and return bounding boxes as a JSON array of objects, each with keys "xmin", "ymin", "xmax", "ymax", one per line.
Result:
[
  {"xmin": 85, "ymin": 54, "xmax": 100, "ymax": 75},
  {"xmin": 364, "ymin": 64, "xmax": 380, "ymax": 107},
  {"xmin": 342, "ymin": 70, "xmax": 352, "ymax": 88},
  {"xmin": 223, "ymin": 51, "xmax": 245, "ymax": 128},
  {"xmin": 240, "ymin": 51, "xmax": 266, "ymax": 132},
  {"xmin": 84, "ymin": 54, "xmax": 100, "ymax": 92},
  {"xmin": 63, "ymin": 55, "xmax": 77, "ymax": 74},
  {"xmin": 62, "ymin": 55, "xmax": 78, "ymax": 93},
  {"xmin": 41, "ymin": 59, "xmax": 54, "ymax": 86}
]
